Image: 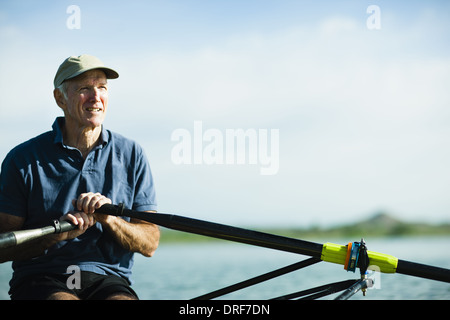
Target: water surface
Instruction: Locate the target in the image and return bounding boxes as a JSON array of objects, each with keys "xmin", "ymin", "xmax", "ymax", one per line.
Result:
[{"xmin": 1, "ymin": 236, "xmax": 449, "ymax": 300}]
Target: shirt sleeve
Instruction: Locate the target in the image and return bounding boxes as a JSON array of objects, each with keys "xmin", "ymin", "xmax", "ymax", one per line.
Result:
[
  {"xmin": 132, "ymin": 146, "xmax": 157, "ymax": 212},
  {"xmin": 0, "ymin": 150, "xmax": 28, "ymax": 217}
]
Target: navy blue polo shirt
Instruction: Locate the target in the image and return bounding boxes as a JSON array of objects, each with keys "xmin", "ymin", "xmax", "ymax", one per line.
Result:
[{"xmin": 0, "ymin": 117, "xmax": 157, "ymax": 288}]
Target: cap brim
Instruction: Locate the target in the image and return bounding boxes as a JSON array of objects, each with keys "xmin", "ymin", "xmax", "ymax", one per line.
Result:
[{"xmin": 65, "ymin": 67, "xmax": 119, "ymax": 82}]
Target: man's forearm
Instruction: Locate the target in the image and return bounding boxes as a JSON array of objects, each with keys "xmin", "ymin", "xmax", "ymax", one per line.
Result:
[{"xmin": 98, "ymin": 215, "xmax": 160, "ymax": 257}]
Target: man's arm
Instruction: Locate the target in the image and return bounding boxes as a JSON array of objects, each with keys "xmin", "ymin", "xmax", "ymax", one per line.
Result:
[
  {"xmin": 73, "ymin": 192, "xmax": 160, "ymax": 257},
  {"xmin": 95, "ymin": 214, "xmax": 160, "ymax": 257}
]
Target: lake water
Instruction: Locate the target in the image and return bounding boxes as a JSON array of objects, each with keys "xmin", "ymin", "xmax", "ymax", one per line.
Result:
[{"xmin": 1, "ymin": 236, "xmax": 449, "ymax": 300}]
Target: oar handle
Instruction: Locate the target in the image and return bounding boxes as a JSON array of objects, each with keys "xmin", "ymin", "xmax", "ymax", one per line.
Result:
[
  {"xmin": 0, "ymin": 232, "xmax": 16, "ymax": 249},
  {"xmin": 53, "ymin": 219, "xmax": 78, "ymax": 233},
  {"xmin": 0, "ymin": 219, "xmax": 76, "ymax": 249}
]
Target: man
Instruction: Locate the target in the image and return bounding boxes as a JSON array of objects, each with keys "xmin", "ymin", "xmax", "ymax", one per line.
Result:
[{"xmin": 0, "ymin": 54, "xmax": 160, "ymax": 300}]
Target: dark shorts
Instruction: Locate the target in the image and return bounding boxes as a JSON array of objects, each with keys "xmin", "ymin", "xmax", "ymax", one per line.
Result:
[{"xmin": 9, "ymin": 271, "xmax": 138, "ymax": 300}]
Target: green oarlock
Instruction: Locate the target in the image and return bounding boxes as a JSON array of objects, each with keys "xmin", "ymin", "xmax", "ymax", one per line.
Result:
[{"xmin": 321, "ymin": 242, "xmax": 398, "ymax": 274}]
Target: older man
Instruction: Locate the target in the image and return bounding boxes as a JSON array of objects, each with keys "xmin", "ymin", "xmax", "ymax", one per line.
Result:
[{"xmin": 0, "ymin": 55, "xmax": 160, "ymax": 300}]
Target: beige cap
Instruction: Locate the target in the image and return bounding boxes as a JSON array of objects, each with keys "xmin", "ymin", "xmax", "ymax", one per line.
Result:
[{"xmin": 54, "ymin": 54, "xmax": 119, "ymax": 88}]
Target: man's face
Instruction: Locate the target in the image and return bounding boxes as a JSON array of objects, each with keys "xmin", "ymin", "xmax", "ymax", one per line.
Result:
[{"xmin": 61, "ymin": 69, "xmax": 109, "ymax": 130}]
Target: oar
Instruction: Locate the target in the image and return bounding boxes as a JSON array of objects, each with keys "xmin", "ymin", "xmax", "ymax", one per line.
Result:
[
  {"xmin": 96, "ymin": 204, "xmax": 450, "ymax": 284},
  {"xmin": 0, "ymin": 220, "xmax": 76, "ymax": 249},
  {"xmin": 1, "ymin": 204, "xmax": 449, "ymax": 284}
]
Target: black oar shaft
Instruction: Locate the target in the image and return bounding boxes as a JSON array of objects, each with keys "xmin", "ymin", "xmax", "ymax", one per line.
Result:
[
  {"xmin": 97, "ymin": 204, "xmax": 450, "ymax": 284},
  {"xmin": 397, "ymin": 259, "xmax": 450, "ymax": 283},
  {"xmin": 96, "ymin": 204, "xmax": 324, "ymax": 258}
]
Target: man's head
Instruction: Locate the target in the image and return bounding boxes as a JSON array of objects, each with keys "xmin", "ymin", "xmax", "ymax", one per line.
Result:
[{"xmin": 53, "ymin": 55, "xmax": 119, "ymax": 130}]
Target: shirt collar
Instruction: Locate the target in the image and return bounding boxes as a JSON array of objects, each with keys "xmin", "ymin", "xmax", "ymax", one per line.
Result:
[{"xmin": 52, "ymin": 117, "xmax": 109, "ymax": 148}]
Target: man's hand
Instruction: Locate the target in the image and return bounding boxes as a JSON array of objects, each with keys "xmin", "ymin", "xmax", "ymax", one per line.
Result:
[
  {"xmin": 72, "ymin": 192, "xmax": 114, "ymax": 225},
  {"xmin": 57, "ymin": 211, "xmax": 96, "ymax": 241},
  {"xmin": 72, "ymin": 192, "xmax": 112, "ymax": 214},
  {"xmin": 69, "ymin": 192, "xmax": 159, "ymax": 257},
  {"xmin": 50, "ymin": 193, "xmax": 112, "ymax": 242}
]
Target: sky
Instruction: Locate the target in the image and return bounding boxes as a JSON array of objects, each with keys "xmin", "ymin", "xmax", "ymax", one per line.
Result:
[{"xmin": 0, "ymin": 0, "xmax": 449, "ymax": 228}]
